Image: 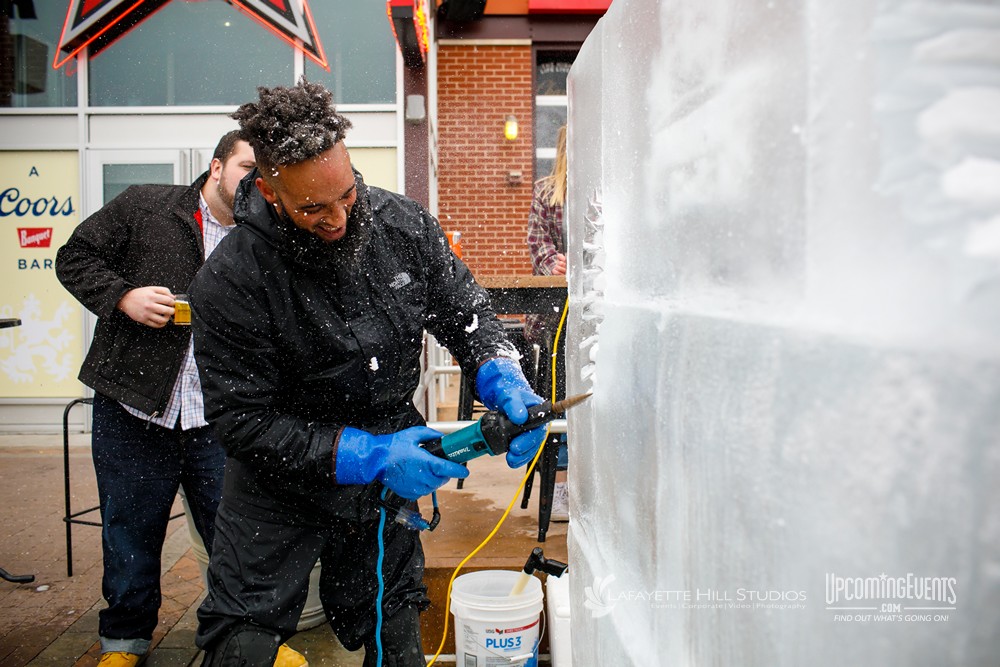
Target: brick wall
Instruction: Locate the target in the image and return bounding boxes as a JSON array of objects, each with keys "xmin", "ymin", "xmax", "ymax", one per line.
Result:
[{"xmin": 437, "ymin": 44, "xmax": 535, "ymax": 278}]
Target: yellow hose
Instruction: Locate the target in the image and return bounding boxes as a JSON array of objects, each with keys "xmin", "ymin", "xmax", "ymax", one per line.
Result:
[{"xmin": 427, "ymin": 297, "xmax": 570, "ymax": 665}]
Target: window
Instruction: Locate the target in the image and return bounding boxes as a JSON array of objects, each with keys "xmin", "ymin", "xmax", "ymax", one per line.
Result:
[
  {"xmin": 303, "ymin": 1, "xmax": 396, "ymax": 105},
  {"xmin": 2, "ymin": 1, "xmax": 396, "ymax": 109},
  {"xmin": 88, "ymin": 1, "xmax": 292, "ymax": 107},
  {"xmin": 1, "ymin": 0, "xmax": 78, "ymax": 108},
  {"xmin": 534, "ymin": 50, "xmax": 575, "ymax": 179},
  {"xmin": 102, "ymin": 163, "xmax": 173, "ymax": 203}
]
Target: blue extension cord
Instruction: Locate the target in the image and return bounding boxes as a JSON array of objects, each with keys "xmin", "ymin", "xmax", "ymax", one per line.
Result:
[
  {"xmin": 375, "ymin": 489, "xmax": 439, "ymax": 666},
  {"xmin": 376, "ymin": 490, "xmax": 388, "ymax": 667}
]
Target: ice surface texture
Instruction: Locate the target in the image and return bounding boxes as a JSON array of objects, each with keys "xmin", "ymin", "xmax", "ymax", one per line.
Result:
[{"xmin": 565, "ymin": 0, "xmax": 1000, "ymax": 665}]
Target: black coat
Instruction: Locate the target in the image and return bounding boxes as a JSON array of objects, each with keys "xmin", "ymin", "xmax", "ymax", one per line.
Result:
[
  {"xmin": 56, "ymin": 175, "xmax": 208, "ymax": 415},
  {"xmin": 189, "ymin": 172, "xmax": 515, "ymax": 522}
]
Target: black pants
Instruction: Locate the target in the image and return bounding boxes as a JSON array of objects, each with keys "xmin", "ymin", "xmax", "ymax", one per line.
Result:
[{"xmin": 196, "ymin": 501, "xmax": 429, "ymax": 666}]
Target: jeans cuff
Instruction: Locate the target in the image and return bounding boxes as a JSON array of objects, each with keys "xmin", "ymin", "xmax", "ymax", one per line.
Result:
[{"xmin": 101, "ymin": 636, "xmax": 150, "ymax": 655}]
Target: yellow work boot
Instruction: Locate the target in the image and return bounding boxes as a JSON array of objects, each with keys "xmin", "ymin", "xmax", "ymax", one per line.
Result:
[
  {"xmin": 97, "ymin": 652, "xmax": 143, "ymax": 666},
  {"xmin": 275, "ymin": 643, "xmax": 309, "ymax": 667}
]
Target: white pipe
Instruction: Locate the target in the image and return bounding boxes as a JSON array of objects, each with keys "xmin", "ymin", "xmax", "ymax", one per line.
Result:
[{"xmin": 546, "ymin": 574, "xmax": 572, "ymax": 667}]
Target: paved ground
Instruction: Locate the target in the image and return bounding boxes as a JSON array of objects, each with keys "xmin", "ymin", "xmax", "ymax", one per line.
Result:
[{"xmin": 0, "ymin": 424, "xmax": 566, "ymax": 666}]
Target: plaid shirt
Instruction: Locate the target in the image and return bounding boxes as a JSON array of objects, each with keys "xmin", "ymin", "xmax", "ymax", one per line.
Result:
[
  {"xmin": 526, "ymin": 181, "xmax": 565, "ymax": 275},
  {"xmin": 525, "ymin": 181, "xmax": 565, "ymax": 344},
  {"xmin": 122, "ymin": 194, "xmax": 234, "ymax": 430}
]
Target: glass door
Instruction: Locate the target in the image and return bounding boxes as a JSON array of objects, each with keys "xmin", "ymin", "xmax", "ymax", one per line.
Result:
[
  {"xmin": 534, "ymin": 49, "xmax": 577, "ymax": 179},
  {"xmin": 85, "ymin": 149, "xmax": 190, "ymax": 215}
]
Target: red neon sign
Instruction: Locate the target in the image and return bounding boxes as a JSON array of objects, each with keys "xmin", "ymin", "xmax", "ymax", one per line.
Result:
[
  {"xmin": 528, "ymin": 0, "xmax": 611, "ymax": 13},
  {"xmin": 54, "ymin": 0, "xmax": 328, "ymax": 71},
  {"xmin": 228, "ymin": 0, "xmax": 328, "ymax": 71},
  {"xmin": 386, "ymin": 0, "xmax": 429, "ymax": 67},
  {"xmin": 413, "ymin": 0, "xmax": 430, "ymax": 60},
  {"xmin": 54, "ymin": 0, "xmax": 170, "ymax": 69}
]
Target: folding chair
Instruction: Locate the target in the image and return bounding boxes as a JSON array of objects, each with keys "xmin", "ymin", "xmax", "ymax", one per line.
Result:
[
  {"xmin": 62, "ymin": 397, "xmax": 183, "ymax": 576},
  {"xmin": 63, "ymin": 398, "xmax": 98, "ymax": 577}
]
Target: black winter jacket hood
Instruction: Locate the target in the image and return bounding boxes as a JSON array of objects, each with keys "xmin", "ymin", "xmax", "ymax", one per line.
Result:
[{"xmin": 190, "ymin": 169, "xmax": 515, "ymax": 522}]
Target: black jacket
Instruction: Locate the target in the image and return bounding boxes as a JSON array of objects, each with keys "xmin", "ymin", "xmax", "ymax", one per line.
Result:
[
  {"xmin": 56, "ymin": 175, "xmax": 208, "ymax": 415},
  {"xmin": 189, "ymin": 171, "xmax": 515, "ymax": 522}
]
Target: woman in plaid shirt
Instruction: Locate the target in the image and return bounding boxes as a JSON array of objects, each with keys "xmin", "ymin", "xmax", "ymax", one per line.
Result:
[
  {"xmin": 527, "ymin": 125, "xmax": 568, "ymax": 280},
  {"xmin": 525, "ymin": 124, "xmax": 570, "ymax": 521}
]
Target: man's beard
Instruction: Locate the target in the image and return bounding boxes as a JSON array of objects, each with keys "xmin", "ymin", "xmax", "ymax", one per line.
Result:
[
  {"xmin": 218, "ymin": 178, "xmax": 235, "ymax": 213},
  {"xmin": 272, "ymin": 173, "xmax": 374, "ymax": 275}
]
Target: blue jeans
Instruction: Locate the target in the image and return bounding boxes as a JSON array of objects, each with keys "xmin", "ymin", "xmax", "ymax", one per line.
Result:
[{"xmin": 92, "ymin": 393, "xmax": 225, "ymax": 655}]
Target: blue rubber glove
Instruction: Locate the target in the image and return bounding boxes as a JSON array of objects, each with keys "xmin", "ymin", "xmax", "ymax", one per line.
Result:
[
  {"xmin": 335, "ymin": 426, "xmax": 470, "ymax": 500},
  {"xmin": 476, "ymin": 357, "xmax": 548, "ymax": 468}
]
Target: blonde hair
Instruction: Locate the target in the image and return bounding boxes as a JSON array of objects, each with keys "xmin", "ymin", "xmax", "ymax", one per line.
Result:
[{"xmin": 538, "ymin": 125, "xmax": 567, "ymax": 208}]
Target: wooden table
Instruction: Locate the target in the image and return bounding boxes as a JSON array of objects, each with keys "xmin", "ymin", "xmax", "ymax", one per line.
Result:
[
  {"xmin": 457, "ymin": 276, "xmax": 567, "ymax": 420},
  {"xmin": 455, "ymin": 274, "xmax": 568, "ymax": 429},
  {"xmin": 478, "ymin": 275, "xmax": 567, "ymax": 316}
]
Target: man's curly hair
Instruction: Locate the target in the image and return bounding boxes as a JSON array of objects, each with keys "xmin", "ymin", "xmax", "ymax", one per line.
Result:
[{"xmin": 232, "ymin": 79, "xmax": 352, "ymax": 171}]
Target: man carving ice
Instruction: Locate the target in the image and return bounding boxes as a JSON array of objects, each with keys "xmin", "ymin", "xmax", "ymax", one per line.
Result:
[{"xmin": 189, "ymin": 79, "xmax": 547, "ymax": 666}]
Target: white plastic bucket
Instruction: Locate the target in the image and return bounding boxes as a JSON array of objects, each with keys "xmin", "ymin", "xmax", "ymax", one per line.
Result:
[{"xmin": 450, "ymin": 570, "xmax": 544, "ymax": 667}]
